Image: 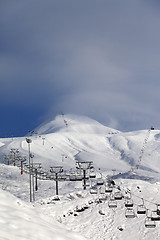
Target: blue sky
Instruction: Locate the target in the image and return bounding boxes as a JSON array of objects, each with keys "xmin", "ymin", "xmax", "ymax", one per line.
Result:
[{"xmin": 1, "ymin": 0, "xmax": 160, "ymax": 137}]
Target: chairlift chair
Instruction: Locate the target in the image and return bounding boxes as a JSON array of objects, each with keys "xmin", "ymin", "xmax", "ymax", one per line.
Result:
[
  {"xmin": 125, "ymin": 199, "xmax": 134, "ymax": 208},
  {"xmin": 39, "ymin": 173, "xmax": 44, "ymax": 180},
  {"xmin": 24, "ymin": 169, "xmax": 29, "ymax": 174},
  {"xmin": 58, "ymin": 174, "xmax": 66, "ymax": 181},
  {"xmin": 46, "ymin": 175, "xmax": 50, "ymax": 180},
  {"xmin": 75, "ymin": 172, "xmax": 83, "ymax": 181},
  {"xmin": 89, "ymin": 172, "xmax": 96, "ymax": 178},
  {"xmin": 145, "ymin": 217, "xmax": 156, "ymax": 228},
  {"xmin": 76, "ymin": 175, "xmax": 83, "ymax": 181},
  {"xmin": 90, "ymin": 188, "xmax": 98, "ymax": 194},
  {"xmin": 99, "ymin": 194, "xmax": 107, "ymax": 201},
  {"xmin": 105, "ymin": 184, "xmax": 113, "ymax": 193},
  {"xmin": 125, "ymin": 208, "xmax": 136, "ymax": 218},
  {"xmin": 108, "ymin": 198, "xmax": 117, "ymax": 208},
  {"xmin": 74, "ymin": 206, "xmax": 85, "ymax": 213},
  {"xmin": 50, "ymin": 175, "xmax": 55, "ymax": 180},
  {"xmin": 90, "ymin": 181, "xmax": 98, "ymax": 194},
  {"xmin": 89, "ymin": 168, "xmax": 96, "ymax": 178},
  {"xmin": 96, "ymin": 178, "xmax": 104, "ymax": 186},
  {"xmin": 38, "ymin": 172, "xmax": 45, "ymax": 180},
  {"xmin": 151, "ymin": 211, "xmax": 160, "ymax": 221},
  {"xmin": 69, "ymin": 174, "xmax": 77, "ymax": 181},
  {"xmin": 24, "ymin": 164, "xmax": 29, "ymax": 173},
  {"xmin": 137, "ymin": 205, "xmax": 146, "ymax": 214},
  {"xmin": 64, "ymin": 174, "xmax": 70, "ymax": 181},
  {"xmin": 156, "ymin": 204, "xmax": 160, "ymax": 216},
  {"xmin": 42, "ymin": 173, "xmax": 47, "ymax": 180},
  {"xmin": 114, "ymin": 191, "xmax": 123, "ymax": 200},
  {"xmin": 44, "ymin": 173, "xmax": 50, "ymax": 180},
  {"xmin": 37, "ymin": 175, "xmax": 42, "ymax": 180},
  {"xmin": 41, "ymin": 175, "xmax": 46, "ymax": 180},
  {"xmin": 99, "ymin": 186, "xmax": 106, "ymax": 194},
  {"xmin": 82, "ymin": 204, "xmax": 89, "ymax": 210}
]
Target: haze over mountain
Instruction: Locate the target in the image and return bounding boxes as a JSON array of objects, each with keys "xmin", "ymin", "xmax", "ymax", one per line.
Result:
[{"xmin": 1, "ymin": 0, "xmax": 160, "ymax": 137}]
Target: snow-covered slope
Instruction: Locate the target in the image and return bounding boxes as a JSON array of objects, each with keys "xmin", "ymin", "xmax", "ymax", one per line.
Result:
[
  {"xmin": 0, "ymin": 185, "xmax": 86, "ymax": 240},
  {"xmin": 1, "ymin": 114, "xmax": 160, "ymax": 239},
  {"xmin": 1, "ymin": 114, "xmax": 159, "ymax": 177},
  {"xmin": 36, "ymin": 114, "xmax": 119, "ymax": 135}
]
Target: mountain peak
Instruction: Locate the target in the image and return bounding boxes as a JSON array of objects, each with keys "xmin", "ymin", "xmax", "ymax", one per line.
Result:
[{"xmin": 35, "ymin": 114, "xmax": 119, "ymax": 135}]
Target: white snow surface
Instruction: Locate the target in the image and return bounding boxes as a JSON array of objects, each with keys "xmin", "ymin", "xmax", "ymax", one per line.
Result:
[{"xmin": 1, "ymin": 114, "xmax": 160, "ymax": 239}]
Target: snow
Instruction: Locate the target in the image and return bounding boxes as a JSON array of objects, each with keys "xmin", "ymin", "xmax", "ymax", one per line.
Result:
[
  {"xmin": 0, "ymin": 188, "xmax": 86, "ymax": 240},
  {"xmin": 1, "ymin": 114, "xmax": 160, "ymax": 239}
]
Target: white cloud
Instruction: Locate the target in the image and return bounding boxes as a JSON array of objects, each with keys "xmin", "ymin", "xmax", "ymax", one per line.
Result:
[{"xmin": 1, "ymin": 0, "xmax": 160, "ymax": 131}]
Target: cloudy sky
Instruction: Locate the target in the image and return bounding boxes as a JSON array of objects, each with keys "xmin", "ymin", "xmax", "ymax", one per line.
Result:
[{"xmin": 1, "ymin": 0, "xmax": 160, "ymax": 137}]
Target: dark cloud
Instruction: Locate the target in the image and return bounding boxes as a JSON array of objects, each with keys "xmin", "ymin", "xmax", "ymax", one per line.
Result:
[{"xmin": 1, "ymin": 0, "xmax": 160, "ymax": 134}]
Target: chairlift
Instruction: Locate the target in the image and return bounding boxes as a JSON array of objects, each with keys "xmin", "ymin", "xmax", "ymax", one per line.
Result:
[
  {"xmin": 156, "ymin": 204, "xmax": 160, "ymax": 216},
  {"xmin": 89, "ymin": 168, "xmax": 96, "ymax": 178},
  {"xmin": 125, "ymin": 199, "xmax": 134, "ymax": 208},
  {"xmin": 90, "ymin": 181, "xmax": 98, "ymax": 194},
  {"xmin": 69, "ymin": 169, "xmax": 81, "ymax": 181},
  {"xmin": 99, "ymin": 186, "xmax": 106, "ymax": 194},
  {"xmin": 24, "ymin": 168, "xmax": 29, "ymax": 174},
  {"xmin": 96, "ymin": 178, "xmax": 104, "ymax": 186},
  {"xmin": 151, "ymin": 211, "xmax": 160, "ymax": 221},
  {"xmin": 58, "ymin": 174, "xmax": 66, "ymax": 181},
  {"xmin": 125, "ymin": 208, "xmax": 136, "ymax": 218},
  {"xmin": 124, "ymin": 189, "xmax": 131, "ymax": 199},
  {"xmin": 45, "ymin": 174, "xmax": 50, "ymax": 180},
  {"xmin": 65, "ymin": 175, "xmax": 70, "ymax": 181},
  {"xmin": 145, "ymin": 217, "xmax": 156, "ymax": 228},
  {"xmin": 42, "ymin": 175, "xmax": 46, "ymax": 180},
  {"xmin": 69, "ymin": 175, "xmax": 77, "ymax": 181},
  {"xmin": 82, "ymin": 204, "xmax": 89, "ymax": 210},
  {"xmin": 137, "ymin": 198, "xmax": 146, "ymax": 214},
  {"xmin": 90, "ymin": 188, "xmax": 98, "ymax": 194},
  {"xmin": 37, "ymin": 175, "xmax": 42, "ymax": 180},
  {"xmin": 76, "ymin": 175, "xmax": 83, "ymax": 181},
  {"xmin": 90, "ymin": 172, "xmax": 96, "ymax": 178},
  {"xmin": 50, "ymin": 175, "xmax": 55, "ymax": 180},
  {"xmin": 105, "ymin": 184, "xmax": 113, "ymax": 193},
  {"xmin": 37, "ymin": 170, "xmax": 44, "ymax": 180},
  {"xmin": 137, "ymin": 205, "xmax": 146, "ymax": 214},
  {"xmin": 75, "ymin": 171, "xmax": 83, "ymax": 181},
  {"xmin": 108, "ymin": 198, "xmax": 117, "ymax": 208},
  {"xmin": 42, "ymin": 173, "xmax": 47, "ymax": 180},
  {"xmin": 74, "ymin": 206, "xmax": 85, "ymax": 213},
  {"xmin": 43, "ymin": 173, "xmax": 49, "ymax": 180},
  {"xmin": 99, "ymin": 194, "xmax": 107, "ymax": 201},
  {"xmin": 114, "ymin": 191, "xmax": 123, "ymax": 200},
  {"xmin": 24, "ymin": 164, "xmax": 29, "ymax": 172}
]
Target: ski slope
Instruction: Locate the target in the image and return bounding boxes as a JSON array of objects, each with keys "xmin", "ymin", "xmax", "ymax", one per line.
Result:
[{"xmin": 0, "ymin": 114, "xmax": 160, "ymax": 239}]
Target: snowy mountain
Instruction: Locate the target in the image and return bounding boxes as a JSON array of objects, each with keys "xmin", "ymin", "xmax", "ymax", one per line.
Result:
[{"xmin": 1, "ymin": 114, "xmax": 160, "ymax": 239}]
